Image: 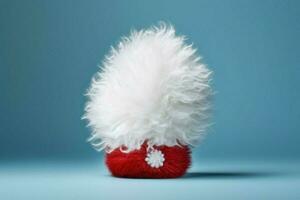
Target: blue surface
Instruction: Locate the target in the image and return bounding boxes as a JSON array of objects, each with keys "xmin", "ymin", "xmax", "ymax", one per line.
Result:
[{"xmin": 1, "ymin": 160, "xmax": 300, "ymax": 199}]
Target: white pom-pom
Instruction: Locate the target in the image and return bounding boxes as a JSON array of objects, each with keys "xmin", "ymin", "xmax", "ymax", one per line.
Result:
[{"xmin": 83, "ymin": 23, "xmax": 213, "ymax": 152}]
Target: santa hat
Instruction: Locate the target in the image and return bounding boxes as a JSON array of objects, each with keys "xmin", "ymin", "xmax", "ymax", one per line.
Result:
[{"xmin": 84, "ymin": 23, "xmax": 212, "ymax": 178}]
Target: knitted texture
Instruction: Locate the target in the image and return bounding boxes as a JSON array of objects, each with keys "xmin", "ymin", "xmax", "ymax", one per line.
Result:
[{"xmin": 106, "ymin": 142, "xmax": 191, "ymax": 178}]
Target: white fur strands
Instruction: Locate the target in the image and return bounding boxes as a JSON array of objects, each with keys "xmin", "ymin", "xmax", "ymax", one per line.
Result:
[{"xmin": 83, "ymin": 23, "xmax": 213, "ymax": 153}]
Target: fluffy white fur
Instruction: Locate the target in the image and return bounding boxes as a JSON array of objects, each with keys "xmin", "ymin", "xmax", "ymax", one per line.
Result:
[{"xmin": 84, "ymin": 24, "xmax": 213, "ymax": 153}]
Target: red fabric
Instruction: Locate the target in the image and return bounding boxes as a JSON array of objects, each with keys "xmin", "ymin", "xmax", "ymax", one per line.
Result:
[{"xmin": 106, "ymin": 142, "xmax": 191, "ymax": 178}]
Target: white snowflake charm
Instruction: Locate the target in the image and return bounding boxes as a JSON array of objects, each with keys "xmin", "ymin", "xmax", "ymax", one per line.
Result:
[{"xmin": 145, "ymin": 149, "xmax": 165, "ymax": 168}]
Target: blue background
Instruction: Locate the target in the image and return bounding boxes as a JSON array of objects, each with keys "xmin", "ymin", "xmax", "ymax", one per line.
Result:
[{"xmin": 1, "ymin": 0, "xmax": 300, "ymax": 199}]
